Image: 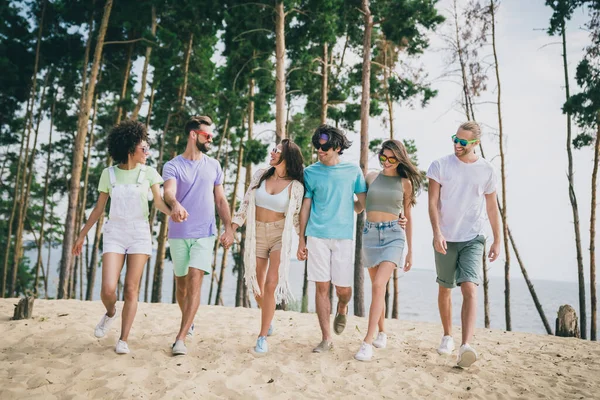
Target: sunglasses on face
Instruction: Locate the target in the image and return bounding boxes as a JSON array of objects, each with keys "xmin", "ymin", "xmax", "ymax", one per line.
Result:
[
  {"xmin": 271, "ymin": 147, "xmax": 282, "ymax": 154},
  {"xmin": 452, "ymin": 134, "xmax": 478, "ymax": 147},
  {"xmin": 193, "ymin": 129, "xmax": 213, "ymax": 140},
  {"xmin": 313, "ymin": 142, "xmax": 333, "ymax": 152},
  {"xmin": 379, "ymin": 154, "xmax": 399, "ymax": 165},
  {"xmin": 138, "ymin": 145, "xmax": 150, "ymax": 154}
]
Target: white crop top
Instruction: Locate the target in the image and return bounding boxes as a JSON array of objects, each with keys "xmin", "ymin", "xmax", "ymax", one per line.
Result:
[{"xmin": 255, "ymin": 180, "xmax": 291, "ymax": 213}]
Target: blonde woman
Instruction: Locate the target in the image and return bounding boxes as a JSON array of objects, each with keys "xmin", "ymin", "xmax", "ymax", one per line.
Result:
[{"xmin": 232, "ymin": 139, "xmax": 304, "ymax": 354}]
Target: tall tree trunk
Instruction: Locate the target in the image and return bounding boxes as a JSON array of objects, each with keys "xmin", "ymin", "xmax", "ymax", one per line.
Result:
[
  {"xmin": 559, "ymin": 19, "xmax": 587, "ymax": 339},
  {"xmin": 58, "ymin": 0, "xmax": 113, "ymax": 299},
  {"xmin": 320, "ymin": 43, "xmax": 328, "ymax": 125},
  {"xmin": 35, "ymin": 96, "xmax": 55, "ymax": 295},
  {"xmin": 353, "ymin": 0, "xmax": 372, "ymax": 318},
  {"xmin": 275, "ymin": 1, "xmax": 286, "ymax": 143},
  {"xmin": 45, "ymin": 199, "xmax": 55, "ymax": 298},
  {"xmin": 131, "ymin": 6, "xmax": 157, "ymax": 120},
  {"xmin": 590, "ymin": 115, "xmax": 600, "ymax": 341},
  {"xmin": 116, "ymin": 42, "xmax": 134, "ymax": 124},
  {"xmin": 145, "ymin": 84, "xmax": 155, "ymax": 128},
  {"xmin": 489, "ymin": 0, "xmax": 512, "ymax": 331},
  {"xmin": 216, "ymin": 119, "xmax": 246, "ymax": 305},
  {"xmin": 143, "ymin": 86, "xmax": 158, "ymax": 303},
  {"xmin": 482, "ymin": 248, "xmax": 490, "ymax": 328}
]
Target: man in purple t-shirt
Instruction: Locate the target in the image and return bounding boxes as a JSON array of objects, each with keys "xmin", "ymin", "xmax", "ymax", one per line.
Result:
[{"xmin": 163, "ymin": 116, "xmax": 234, "ymax": 356}]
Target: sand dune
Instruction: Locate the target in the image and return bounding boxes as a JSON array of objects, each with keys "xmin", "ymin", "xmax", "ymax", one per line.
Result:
[{"xmin": 0, "ymin": 299, "xmax": 599, "ymax": 399}]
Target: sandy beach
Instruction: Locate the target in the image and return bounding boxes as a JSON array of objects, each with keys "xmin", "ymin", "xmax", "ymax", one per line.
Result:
[{"xmin": 0, "ymin": 299, "xmax": 598, "ymax": 399}]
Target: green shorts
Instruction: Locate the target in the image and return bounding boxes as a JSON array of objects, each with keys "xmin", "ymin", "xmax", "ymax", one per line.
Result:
[
  {"xmin": 434, "ymin": 235, "xmax": 485, "ymax": 288},
  {"xmin": 169, "ymin": 237, "xmax": 216, "ymax": 277}
]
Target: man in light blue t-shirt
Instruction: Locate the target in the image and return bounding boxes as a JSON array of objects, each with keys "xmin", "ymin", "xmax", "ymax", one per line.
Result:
[{"xmin": 297, "ymin": 125, "xmax": 367, "ymax": 353}]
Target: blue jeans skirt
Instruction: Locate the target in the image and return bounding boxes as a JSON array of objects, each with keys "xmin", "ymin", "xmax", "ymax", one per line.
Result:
[{"xmin": 362, "ymin": 220, "xmax": 406, "ymax": 268}]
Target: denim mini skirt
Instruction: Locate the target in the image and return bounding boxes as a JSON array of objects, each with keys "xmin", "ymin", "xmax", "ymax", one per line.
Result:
[{"xmin": 362, "ymin": 220, "xmax": 406, "ymax": 268}]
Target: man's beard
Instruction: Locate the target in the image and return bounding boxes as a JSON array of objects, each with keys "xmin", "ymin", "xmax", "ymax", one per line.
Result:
[{"xmin": 196, "ymin": 140, "xmax": 210, "ymax": 153}]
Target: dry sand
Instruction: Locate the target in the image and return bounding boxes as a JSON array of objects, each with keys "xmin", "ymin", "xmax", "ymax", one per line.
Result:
[{"xmin": 0, "ymin": 299, "xmax": 599, "ymax": 399}]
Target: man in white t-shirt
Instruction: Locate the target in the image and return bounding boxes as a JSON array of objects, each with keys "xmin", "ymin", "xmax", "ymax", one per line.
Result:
[{"xmin": 426, "ymin": 121, "xmax": 501, "ymax": 368}]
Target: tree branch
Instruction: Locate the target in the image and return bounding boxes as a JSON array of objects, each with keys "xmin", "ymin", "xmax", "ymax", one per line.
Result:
[{"xmin": 103, "ymin": 37, "xmax": 156, "ymax": 46}]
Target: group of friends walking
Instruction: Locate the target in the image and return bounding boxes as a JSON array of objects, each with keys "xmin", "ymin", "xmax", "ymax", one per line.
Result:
[{"xmin": 72, "ymin": 117, "xmax": 500, "ymax": 368}]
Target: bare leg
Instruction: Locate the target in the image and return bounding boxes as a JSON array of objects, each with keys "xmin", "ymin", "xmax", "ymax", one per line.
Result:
[
  {"xmin": 175, "ymin": 268, "xmax": 204, "ymax": 342},
  {"xmin": 254, "ymin": 257, "xmax": 269, "ymax": 308},
  {"xmin": 460, "ymin": 282, "xmax": 477, "ymax": 345},
  {"xmin": 100, "ymin": 253, "xmax": 126, "ymax": 318},
  {"xmin": 315, "ymin": 281, "xmax": 332, "ymax": 341},
  {"xmin": 335, "ymin": 285, "xmax": 352, "ymax": 315},
  {"xmin": 438, "ymin": 285, "xmax": 452, "ymax": 336},
  {"xmin": 175, "ymin": 276, "xmax": 186, "ymax": 314},
  {"xmin": 259, "ymin": 251, "xmax": 281, "ymax": 337},
  {"xmin": 120, "ymin": 254, "xmax": 147, "ymax": 342},
  {"xmin": 364, "ymin": 262, "xmax": 395, "ymax": 344}
]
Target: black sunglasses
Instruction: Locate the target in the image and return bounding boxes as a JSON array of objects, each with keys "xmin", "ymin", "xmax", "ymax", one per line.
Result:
[{"xmin": 313, "ymin": 142, "xmax": 333, "ymax": 152}]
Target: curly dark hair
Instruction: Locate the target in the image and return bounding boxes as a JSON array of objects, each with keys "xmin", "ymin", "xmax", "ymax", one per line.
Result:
[
  {"xmin": 253, "ymin": 139, "xmax": 304, "ymax": 190},
  {"xmin": 107, "ymin": 120, "xmax": 148, "ymax": 164},
  {"xmin": 311, "ymin": 124, "xmax": 352, "ymax": 155}
]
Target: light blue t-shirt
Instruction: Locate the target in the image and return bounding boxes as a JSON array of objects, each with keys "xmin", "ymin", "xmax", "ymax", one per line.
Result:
[{"xmin": 304, "ymin": 162, "xmax": 367, "ymax": 240}]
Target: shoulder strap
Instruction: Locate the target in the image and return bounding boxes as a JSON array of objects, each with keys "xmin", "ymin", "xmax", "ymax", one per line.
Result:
[
  {"xmin": 108, "ymin": 166, "xmax": 117, "ymax": 186},
  {"xmin": 137, "ymin": 165, "xmax": 147, "ymax": 185}
]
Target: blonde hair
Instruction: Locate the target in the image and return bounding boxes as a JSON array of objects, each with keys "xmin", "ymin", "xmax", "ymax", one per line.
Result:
[{"xmin": 458, "ymin": 121, "xmax": 482, "ymax": 139}]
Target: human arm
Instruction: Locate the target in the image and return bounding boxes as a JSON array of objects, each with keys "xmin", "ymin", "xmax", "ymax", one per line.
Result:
[
  {"xmin": 485, "ymin": 192, "xmax": 501, "ymax": 262},
  {"xmin": 354, "ymin": 192, "xmax": 366, "ymax": 213},
  {"xmin": 214, "ymin": 184, "xmax": 234, "ymax": 248},
  {"xmin": 296, "ymin": 197, "xmax": 312, "ymax": 260},
  {"xmin": 402, "ymin": 179, "xmax": 413, "ymax": 271},
  {"xmin": 150, "ymin": 183, "xmax": 171, "ymax": 216},
  {"xmin": 72, "ymin": 192, "xmax": 109, "ymax": 255},
  {"xmin": 428, "ymin": 178, "xmax": 447, "ymax": 255},
  {"xmin": 163, "ymin": 179, "xmax": 188, "ymax": 222},
  {"xmin": 353, "ymin": 168, "xmax": 368, "ymax": 213}
]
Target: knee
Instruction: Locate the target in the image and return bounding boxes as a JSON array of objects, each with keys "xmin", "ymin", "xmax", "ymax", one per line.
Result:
[
  {"xmin": 461, "ymin": 284, "xmax": 477, "ymax": 300},
  {"xmin": 316, "ymin": 283, "xmax": 330, "ymax": 296},
  {"xmin": 336, "ymin": 287, "xmax": 352, "ymax": 301},
  {"xmin": 100, "ymin": 285, "xmax": 116, "ymax": 300},
  {"xmin": 372, "ymin": 280, "xmax": 387, "ymax": 295},
  {"xmin": 438, "ymin": 287, "xmax": 451, "ymax": 300},
  {"xmin": 264, "ymin": 278, "xmax": 278, "ymax": 294},
  {"xmin": 123, "ymin": 283, "xmax": 138, "ymax": 302}
]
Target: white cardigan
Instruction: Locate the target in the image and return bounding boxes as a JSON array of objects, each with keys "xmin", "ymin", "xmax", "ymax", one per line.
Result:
[{"xmin": 232, "ymin": 169, "xmax": 304, "ymax": 304}]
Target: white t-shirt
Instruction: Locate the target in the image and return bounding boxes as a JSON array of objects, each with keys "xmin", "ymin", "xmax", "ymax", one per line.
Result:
[{"xmin": 426, "ymin": 154, "xmax": 497, "ymax": 242}]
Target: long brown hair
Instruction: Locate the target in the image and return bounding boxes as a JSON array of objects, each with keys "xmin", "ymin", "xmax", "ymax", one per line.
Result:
[
  {"xmin": 380, "ymin": 139, "xmax": 422, "ymax": 206},
  {"xmin": 253, "ymin": 139, "xmax": 304, "ymax": 190}
]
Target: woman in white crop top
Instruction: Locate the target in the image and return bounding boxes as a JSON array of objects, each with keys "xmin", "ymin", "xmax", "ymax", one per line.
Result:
[{"xmin": 232, "ymin": 139, "xmax": 305, "ymax": 354}]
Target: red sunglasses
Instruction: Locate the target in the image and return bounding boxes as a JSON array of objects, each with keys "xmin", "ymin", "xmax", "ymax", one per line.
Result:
[{"xmin": 193, "ymin": 129, "xmax": 213, "ymax": 140}]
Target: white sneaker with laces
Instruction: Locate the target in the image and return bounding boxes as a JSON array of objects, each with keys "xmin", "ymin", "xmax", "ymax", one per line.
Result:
[
  {"xmin": 115, "ymin": 340, "xmax": 130, "ymax": 354},
  {"xmin": 437, "ymin": 335, "xmax": 455, "ymax": 355},
  {"xmin": 94, "ymin": 310, "xmax": 117, "ymax": 338},
  {"xmin": 354, "ymin": 342, "xmax": 374, "ymax": 361},
  {"xmin": 457, "ymin": 343, "xmax": 478, "ymax": 368},
  {"xmin": 372, "ymin": 332, "xmax": 387, "ymax": 349},
  {"xmin": 186, "ymin": 323, "xmax": 194, "ymax": 339}
]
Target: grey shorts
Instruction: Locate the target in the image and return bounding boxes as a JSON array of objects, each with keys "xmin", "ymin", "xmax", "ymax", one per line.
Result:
[{"xmin": 434, "ymin": 235, "xmax": 485, "ymax": 288}]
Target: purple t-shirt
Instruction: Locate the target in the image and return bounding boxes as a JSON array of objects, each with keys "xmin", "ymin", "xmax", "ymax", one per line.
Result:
[{"xmin": 162, "ymin": 155, "xmax": 224, "ymax": 239}]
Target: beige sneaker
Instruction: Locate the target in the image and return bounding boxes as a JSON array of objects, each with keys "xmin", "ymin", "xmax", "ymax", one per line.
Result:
[{"xmin": 312, "ymin": 340, "xmax": 333, "ymax": 353}]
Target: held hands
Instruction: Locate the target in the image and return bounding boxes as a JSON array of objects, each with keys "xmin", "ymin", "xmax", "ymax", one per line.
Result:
[
  {"xmin": 170, "ymin": 202, "xmax": 189, "ymax": 223},
  {"xmin": 433, "ymin": 233, "xmax": 447, "ymax": 255},
  {"xmin": 297, "ymin": 238, "xmax": 308, "ymax": 261},
  {"xmin": 72, "ymin": 236, "xmax": 85, "ymax": 256},
  {"xmin": 220, "ymin": 228, "xmax": 234, "ymax": 249},
  {"xmin": 488, "ymin": 240, "xmax": 500, "ymax": 262}
]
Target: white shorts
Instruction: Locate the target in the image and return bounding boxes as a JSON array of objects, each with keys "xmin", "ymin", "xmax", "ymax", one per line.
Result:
[
  {"xmin": 103, "ymin": 219, "xmax": 152, "ymax": 256},
  {"xmin": 306, "ymin": 237, "xmax": 354, "ymax": 287}
]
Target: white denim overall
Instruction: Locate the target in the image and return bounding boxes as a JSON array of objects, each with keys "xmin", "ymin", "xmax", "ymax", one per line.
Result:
[{"xmin": 102, "ymin": 165, "xmax": 152, "ymax": 255}]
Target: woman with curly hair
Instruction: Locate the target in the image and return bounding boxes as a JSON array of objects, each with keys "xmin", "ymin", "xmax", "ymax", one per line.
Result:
[
  {"xmin": 72, "ymin": 120, "xmax": 171, "ymax": 355},
  {"xmin": 231, "ymin": 139, "xmax": 304, "ymax": 354}
]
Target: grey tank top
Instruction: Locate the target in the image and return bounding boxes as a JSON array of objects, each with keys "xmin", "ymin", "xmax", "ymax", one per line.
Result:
[{"xmin": 366, "ymin": 173, "xmax": 404, "ymax": 215}]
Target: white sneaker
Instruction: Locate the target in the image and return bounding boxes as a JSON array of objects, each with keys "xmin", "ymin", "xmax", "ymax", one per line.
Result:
[
  {"xmin": 457, "ymin": 344, "xmax": 478, "ymax": 368},
  {"xmin": 354, "ymin": 341, "xmax": 373, "ymax": 361},
  {"xmin": 94, "ymin": 310, "xmax": 117, "ymax": 338},
  {"xmin": 115, "ymin": 340, "xmax": 130, "ymax": 354},
  {"xmin": 372, "ymin": 332, "xmax": 387, "ymax": 349},
  {"xmin": 186, "ymin": 323, "xmax": 194, "ymax": 339},
  {"xmin": 437, "ymin": 335, "xmax": 455, "ymax": 355},
  {"xmin": 172, "ymin": 340, "xmax": 187, "ymax": 356}
]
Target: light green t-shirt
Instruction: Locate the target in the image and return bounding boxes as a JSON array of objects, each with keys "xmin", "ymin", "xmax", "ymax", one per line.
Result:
[{"xmin": 98, "ymin": 164, "xmax": 163, "ymax": 219}]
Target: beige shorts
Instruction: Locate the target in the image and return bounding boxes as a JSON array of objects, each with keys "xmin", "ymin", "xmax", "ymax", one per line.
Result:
[{"xmin": 255, "ymin": 219, "xmax": 285, "ymax": 258}]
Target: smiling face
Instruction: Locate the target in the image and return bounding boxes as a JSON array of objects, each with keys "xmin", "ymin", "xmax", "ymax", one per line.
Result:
[
  {"xmin": 131, "ymin": 140, "xmax": 149, "ymax": 164},
  {"xmin": 453, "ymin": 127, "xmax": 479, "ymax": 158},
  {"xmin": 379, "ymin": 148, "xmax": 399, "ymax": 173},
  {"xmin": 193, "ymin": 124, "xmax": 213, "ymax": 153},
  {"xmin": 269, "ymin": 143, "xmax": 283, "ymax": 167},
  {"xmin": 316, "ymin": 138, "xmax": 339, "ymax": 164}
]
